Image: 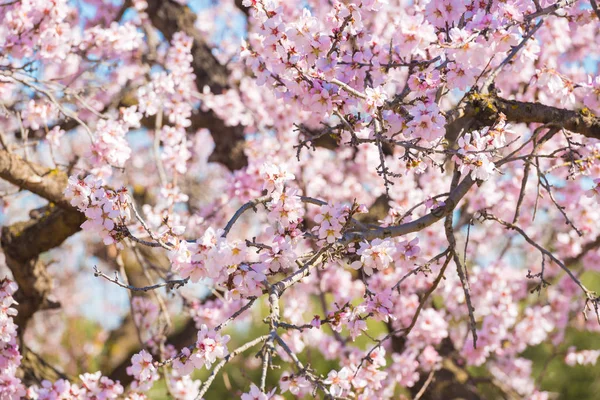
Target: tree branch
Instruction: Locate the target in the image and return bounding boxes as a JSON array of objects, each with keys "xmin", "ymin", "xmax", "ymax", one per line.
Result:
[
  {"xmin": 0, "ymin": 149, "xmax": 73, "ymax": 209},
  {"xmin": 0, "ymin": 150, "xmax": 85, "ymax": 329},
  {"xmin": 345, "ymin": 175, "xmax": 475, "ymax": 242},
  {"xmin": 447, "ymin": 93, "xmax": 600, "ymax": 140}
]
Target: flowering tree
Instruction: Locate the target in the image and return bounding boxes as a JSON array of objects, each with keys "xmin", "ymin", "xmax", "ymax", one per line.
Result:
[{"xmin": 3, "ymin": 0, "xmax": 600, "ymax": 398}]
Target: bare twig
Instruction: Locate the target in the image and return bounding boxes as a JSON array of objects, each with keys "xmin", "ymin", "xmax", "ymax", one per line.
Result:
[
  {"xmin": 444, "ymin": 170, "xmax": 477, "ymax": 348},
  {"xmin": 481, "ymin": 213, "xmax": 598, "ymax": 303},
  {"xmin": 392, "ymin": 248, "xmax": 450, "ymax": 292},
  {"xmin": 129, "ymin": 201, "xmax": 174, "ymax": 250},
  {"xmin": 414, "ymin": 369, "xmax": 435, "ymax": 400},
  {"xmin": 483, "ymin": 20, "xmax": 543, "ymax": 90},
  {"xmin": 195, "ymin": 335, "xmax": 270, "ymax": 400},
  {"xmin": 214, "ymin": 297, "xmax": 257, "ymax": 332},
  {"xmin": 153, "ymin": 106, "xmax": 168, "ymax": 186},
  {"xmin": 356, "ymin": 252, "xmax": 452, "ymax": 375},
  {"xmin": 93, "ymin": 265, "xmax": 188, "ymax": 292},
  {"xmin": 343, "ymin": 175, "xmax": 475, "ymax": 243}
]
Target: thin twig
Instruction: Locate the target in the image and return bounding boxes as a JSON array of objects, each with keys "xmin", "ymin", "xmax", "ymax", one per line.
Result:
[
  {"xmin": 93, "ymin": 265, "xmax": 188, "ymax": 292},
  {"xmin": 392, "ymin": 248, "xmax": 450, "ymax": 292},
  {"xmin": 195, "ymin": 335, "xmax": 270, "ymax": 400},
  {"xmin": 482, "ymin": 213, "xmax": 598, "ymax": 302},
  {"xmin": 483, "ymin": 20, "xmax": 543, "ymax": 90},
  {"xmin": 444, "ymin": 169, "xmax": 478, "ymax": 348},
  {"xmin": 355, "ymin": 252, "xmax": 452, "ymax": 375},
  {"xmin": 414, "ymin": 369, "xmax": 435, "ymax": 400},
  {"xmin": 129, "ymin": 201, "xmax": 174, "ymax": 250},
  {"xmin": 154, "ymin": 106, "xmax": 168, "ymax": 186},
  {"xmin": 214, "ymin": 297, "xmax": 257, "ymax": 332}
]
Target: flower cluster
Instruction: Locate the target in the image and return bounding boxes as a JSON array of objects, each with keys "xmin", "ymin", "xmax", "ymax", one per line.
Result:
[
  {"xmin": 321, "ymin": 347, "xmax": 389, "ymax": 398},
  {"xmin": 31, "ymin": 373, "xmax": 125, "ymax": 399},
  {"xmin": 260, "ymin": 162, "xmax": 305, "ymax": 238},
  {"xmin": 1, "ymin": 0, "xmax": 73, "ymax": 60},
  {"xmin": 172, "ymin": 325, "xmax": 230, "ymax": 375},
  {"xmin": 279, "ymin": 371, "xmax": 310, "ymax": 396},
  {"xmin": 65, "ymin": 175, "xmax": 131, "ymax": 247},
  {"xmin": 167, "ymin": 373, "xmax": 201, "ymax": 400},
  {"xmin": 405, "ymin": 101, "xmax": 446, "ymax": 143},
  {"xmin": 127, "ymin": 350, "xmax": 159, "ymax": 392},
  {"xmin": 1, "ymin": 279, "xmax": 126, "ymax": 399},
  {"xmin": 312, "ymin": 203, "xmax": 352, "ymax": 244},
  {"xmin": 23, "ymin": 99, "xmax": 58, "ymax": 130},
  {"xmin": 241, "ymin": 384, "xmax": 276, "ymax": 400},
  {"xmin": 351, "ymin": 239, "xmax": 398, "ymax": 276},
  {"xmin": 90, "ymin": 118, "xmax": 132, "ymax": 169},
  {"xmin": 132, "ymin": 297, "xmax": 160, "ymax": 344},
  {"xmin": 5, "ymin": 0, "xmax": 600, "ymax": 398},
  {"xmin": 137, "ymin": 32, "xmax": 196, "ymax": 123},
  {"xmin": 81, "ymin": 22, "xmax": 143, "ymax": 59},
  {"xmin": 586, "ymin": 178, "xmax": 600, "ymax": 201},
  {"xmin": 565, "ymin": 347, "xmax": 600, "ymax": 366},
  {"xmin": 453, "ymin": 131, "xmax": 496, "ymax": 181},
  {"xmin": 0, "ymin": 278, "xmax": 26, "ymax": 399},
  {"xmin": 535, "ymin": 68, "xmax": 576, "ymax": 107}
]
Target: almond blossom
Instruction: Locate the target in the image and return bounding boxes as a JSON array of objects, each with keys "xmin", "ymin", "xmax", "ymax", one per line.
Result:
[
  {"xmin": 193, "ymin": 324, "xmax": 230, "ymax": 369},
  {"xmin": 126, "ymin": 350, "xmax": 159, "ymax": 392},
  {"xmin": 4, "ymin": 0, "xmax": 600, "ymax": 398},
  {"xmin": 351, "ymin": 239, "xmax": 396, "ymax": 276}
]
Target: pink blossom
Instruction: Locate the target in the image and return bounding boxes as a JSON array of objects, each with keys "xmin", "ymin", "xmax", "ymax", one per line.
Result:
[
  {"xmin": 351, "ymin": 239, "xmax": 395, "ymax": 276},
  {"xmin": 565, "ymin": 347, "xmax": 600, "ymax": 366},
  {"xmin": 279, "ymin": 372, "xmax": 310, "ymax": 395},
  {"xmin": 193, "ymin": 324, "xmax": 230, "ymax": 369},
  {"xmin": 260, "ymin": 162, "xmax": 295, "ymax": 192},
  {"xmin": 390, "ymin": 350, "xmax": 420, "ymax": 388},
  {"xmin": 121, "ymin": 106, "xmax": 142, "ymax": 129},
  {"xmin": 126, "ymin": 350, "xmax": 159, "ymax": 391},
  {"xmin": 586, "ymin": 178, "xmax": 600, "ymax": 201},
  {"xmin": 173, "ymin": 347, "xmax": 196, "ymax": 376},
  {"xmin": 323, "ymin": 367, "xmax": 352, "ymax": 397},
  {"xmin": 169, "ymin": 374, "xmax": 201, "ymax": 400},
  {"xmin": 365, "ymin": 86, "xmax": 387, "ymax": 113},
  {"xmin": 418, "ymin": 345, "xmax": 442, "ymax": 371},
  {"xmin": 453, "ymin": 131, "xmax": 496, "ymax": 181},
  {"xmin": 79, "ymin": 372, "xmax": 124, "ymax": 399},
  {"xmin": 46, "ymin": 126, "xmax": 65, "ymax": 147},
  {"xmin": 241, "ymin": 383, "xmax": 276, "ymax": 400},
  {"xmin": 3, "ymin": 1, "xmax": 600, "ymax": 398}
]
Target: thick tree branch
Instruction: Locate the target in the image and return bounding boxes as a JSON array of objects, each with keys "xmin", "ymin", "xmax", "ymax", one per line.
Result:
[
  {"xmin": 345, "ymin": 175, "xmax": 475, "ymax": 242},
  {"xmin": 591, "ymin": 0, "xmax": 600, "ymax": 20},
  {"xmin": 0, "ymin": 150, "xmax": 85, "ymax": 328},
  {"xmin": 2, "ymin": 208, "xmax": 84, "ymax": 264},
  {"xmin": 195, "ymin": 111, "xmax": 247, "ymax": 170},
  {"xmin": 447, "ymin": 93, "xmax": 600, "ymax": 141},
  {"xmin": 0, "ymin": 149, "xmax": 73, "ymax": 209},
  {"xmin": 125, "ymin": 90, "xmax": 248, "ymax": 170},
  {"xmin": 565, "ymin": 234, "xmax": 600, "ymax": 266}
]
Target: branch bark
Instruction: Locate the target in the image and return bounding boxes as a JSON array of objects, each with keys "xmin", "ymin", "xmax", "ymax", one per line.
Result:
[
  {"xmin": 447, "ymin": 93, "xmax": 600, "ymax": 141},
  {"xmin": 346, "ymin": 175, "xmax": 475, "ymax": 242},
  {"xmin": 0, "ymin": 150, "xmax": 84, "ymax": 328},
  {"xmin": 0, "ymin": 149, "xmax": 73, "ymax": 209}
]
